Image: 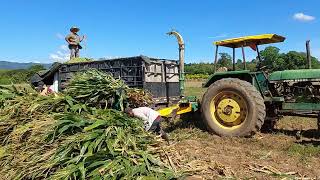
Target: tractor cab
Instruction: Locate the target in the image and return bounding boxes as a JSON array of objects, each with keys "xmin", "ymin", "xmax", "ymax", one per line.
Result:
[
  {"xmin": 203, "ymin": 34, "xmax": 286, "ymax": 88},
  {"xmin": 213, "ymin": 34, "xmax": 286, "ymax": 72}
]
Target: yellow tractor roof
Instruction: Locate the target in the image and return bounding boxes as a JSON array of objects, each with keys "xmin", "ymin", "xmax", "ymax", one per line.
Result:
[{"xmin": 214, "ymin": 34, "xmax": 286, "ymax": 48}]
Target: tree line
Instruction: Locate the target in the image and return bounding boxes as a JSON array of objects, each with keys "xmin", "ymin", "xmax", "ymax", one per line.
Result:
[{"xmin": 185, "ymin": 46, "xmax": 320, "ymax": 77}]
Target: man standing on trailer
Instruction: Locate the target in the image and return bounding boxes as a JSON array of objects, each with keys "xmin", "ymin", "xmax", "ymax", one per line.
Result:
[{"xmin": 65, "ymin": 26, "xmax": 86, "ymax": 60}]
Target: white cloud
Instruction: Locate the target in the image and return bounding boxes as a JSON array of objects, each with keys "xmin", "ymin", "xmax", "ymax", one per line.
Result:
[
  {"xmin": 50, "ymin": 33, "xmax": 70, "ymax": 62},
  {"xmin": 49, "ymin": 44, "xmax": 70, "ymax": 62},
  {"xmin": 56, "ymin": 33, "xmax": 65, "ymax": 40},
  {"xmin": 57, "ymin": 51, "xmax": 64, "ymax": 56},
  {"xmin": 293, "ymin": 13, "xmax": 315, "ymax": 22},
  {"xmin": 60, "ymin": 45, "xmax": 69, "ymax": 51},
  {"xmin": 49, "ymin": 54, "xmax": 61, "ymax": 60}
]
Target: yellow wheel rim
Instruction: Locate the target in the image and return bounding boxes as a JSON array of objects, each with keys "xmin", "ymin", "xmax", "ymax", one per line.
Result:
[{"xmin": 209, "ymin": 91, "xmax": 248, "ymax": 130}]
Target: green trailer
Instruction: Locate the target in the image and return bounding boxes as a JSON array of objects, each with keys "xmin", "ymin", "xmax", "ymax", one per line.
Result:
[{"xmin": 201, "ymin": 34, "xmax": 320, "ymax": 137}]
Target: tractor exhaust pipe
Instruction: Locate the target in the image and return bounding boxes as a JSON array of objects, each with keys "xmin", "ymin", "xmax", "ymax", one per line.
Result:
[
  {"xmin": 306, "ymin": 40, "xmax": 312, "ymax": 69},
  {"xmin": 167, "ymin": 30, "xmax": 185, "ymax": 96}
]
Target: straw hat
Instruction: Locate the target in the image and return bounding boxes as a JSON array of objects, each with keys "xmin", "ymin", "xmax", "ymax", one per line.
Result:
[{"xmin": 70, "ymin": 26, "xmax": 80, "ymax": 32}]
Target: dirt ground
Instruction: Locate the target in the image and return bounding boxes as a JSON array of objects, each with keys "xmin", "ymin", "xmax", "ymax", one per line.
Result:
[{"xmin": 161, "ymin": 81, "xmax": 320, "ymax": 179}]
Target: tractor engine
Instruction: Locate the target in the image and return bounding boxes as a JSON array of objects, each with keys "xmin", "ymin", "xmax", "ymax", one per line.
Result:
[{"xmin": 270, "ymin": 81, "xmax": 320, "ymax": 103}]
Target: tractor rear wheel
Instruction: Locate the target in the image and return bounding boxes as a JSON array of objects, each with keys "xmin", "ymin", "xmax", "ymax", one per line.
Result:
[{"xmin": 201, "ymin": 78, "xmax": 266, "ymax": 137}]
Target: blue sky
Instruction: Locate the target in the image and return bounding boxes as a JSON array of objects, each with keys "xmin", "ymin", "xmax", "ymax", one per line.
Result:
[{"xmin": 0, "ymin": 0, "xmax": 319, "ymax": 64}]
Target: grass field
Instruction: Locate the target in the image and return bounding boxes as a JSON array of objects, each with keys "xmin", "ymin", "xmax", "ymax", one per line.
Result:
[
  {"xmin": 164, "ymin": 80, "xmax": 320, "ymax": 179},
  {"xmin": 185, "ymin": 80, "xmax": 207, "ymax": 98}
]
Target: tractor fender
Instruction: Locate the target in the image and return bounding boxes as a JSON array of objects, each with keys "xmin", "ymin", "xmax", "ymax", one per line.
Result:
[{"xmin": 203, "ymin": 70, "xmax": 253, "ymax": 88}]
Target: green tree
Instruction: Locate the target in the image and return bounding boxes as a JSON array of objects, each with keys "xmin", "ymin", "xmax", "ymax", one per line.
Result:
[
  {"xmin": 259, "ymin": 46, "xmax": 285, "ymax": 71},
  {"xmin": 281, "ymin": 51, "xmax": 305, "ymax": 69},
  {"xmin": 259, "ymin": 46, "xmax": 320, "ymax": 71},
  {"xmin": 282, "ymin": 51, "xmax": 319, "ymax": 69},
  {"xmin": 236, "ymin": 59, "xmax": 244, "ymax": 70},
  {"xmin": 28, "ymin": 64, "xmax": 45, "ymax": 72},
  {"xmin": 236, "ymin": 59, "xmax": 242, "ymax": 64},
  {"xmin": 218, "ymin": 53, "xmax": 232, "ymax": 68},
  {"xmin": 311, "ymin": 56, "xmax": 320, "ymax": 69},
  {"xmin": 185, "ymin": 63, "xmax": 214, "ymax": 74}
]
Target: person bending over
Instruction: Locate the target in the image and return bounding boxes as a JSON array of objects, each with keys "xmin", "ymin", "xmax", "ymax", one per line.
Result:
[{"xmin": 125, "ymin": 107, "xmax": 169, "ymax": 142}]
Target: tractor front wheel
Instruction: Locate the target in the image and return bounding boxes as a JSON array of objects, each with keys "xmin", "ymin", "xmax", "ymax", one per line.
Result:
[{"xmin": 201, "ymin": 78, "xmax": 266, "ymax": 137}]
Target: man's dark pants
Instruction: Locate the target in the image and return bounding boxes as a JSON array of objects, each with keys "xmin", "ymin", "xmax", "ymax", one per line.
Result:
[
  {"xmin": 69, "ymin": 45, "xmax": 80, "ymax": 59},
  {"xmin": 149, "ymin": 116, "xmax": 169, "ymax": 142}
]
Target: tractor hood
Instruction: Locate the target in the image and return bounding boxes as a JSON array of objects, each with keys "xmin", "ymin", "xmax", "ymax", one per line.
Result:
[{"xmin": 269, "ymin": 69, "xmax": 320, "ymax": 82}]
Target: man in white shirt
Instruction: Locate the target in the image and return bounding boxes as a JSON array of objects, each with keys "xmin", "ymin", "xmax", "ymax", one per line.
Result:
[{"xmin": 125, "ymin": 107, "xmax": 169, "ymax": 142}]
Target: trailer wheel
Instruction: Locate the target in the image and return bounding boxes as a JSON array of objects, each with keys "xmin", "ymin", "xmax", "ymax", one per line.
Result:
[{"xmin": 201, "ymin": 78, "xmax": 266, "ymax": 137}]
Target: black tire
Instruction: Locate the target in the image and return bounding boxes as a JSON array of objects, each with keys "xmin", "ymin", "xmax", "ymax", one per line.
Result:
[{"xmin": 201, "ymin": 78, "xmax": 266, "ymax": 137}]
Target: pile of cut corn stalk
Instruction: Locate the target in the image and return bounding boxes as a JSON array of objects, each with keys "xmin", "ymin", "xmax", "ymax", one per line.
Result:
[
  {"xmin": 65, "ymin": 69, "xmax": 154, "ymax": 110},
  {"xmin": 66, "ymin": 57, "xmax": 93, "ymax": 64},
  {"xmin": 0, "ymin": 70, "xmax": 178, "ymax": 179}
]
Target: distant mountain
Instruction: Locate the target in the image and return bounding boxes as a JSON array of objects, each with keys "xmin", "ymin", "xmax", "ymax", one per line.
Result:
[{"xmin": 0, "ymin": 61, "xmax": 52, "ymax": 70}]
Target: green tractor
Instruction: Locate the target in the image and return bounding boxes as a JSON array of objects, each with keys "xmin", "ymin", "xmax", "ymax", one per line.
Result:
[{"xmin": 201, "ymin": 34, "xmax": 320, "ymax": 137}]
